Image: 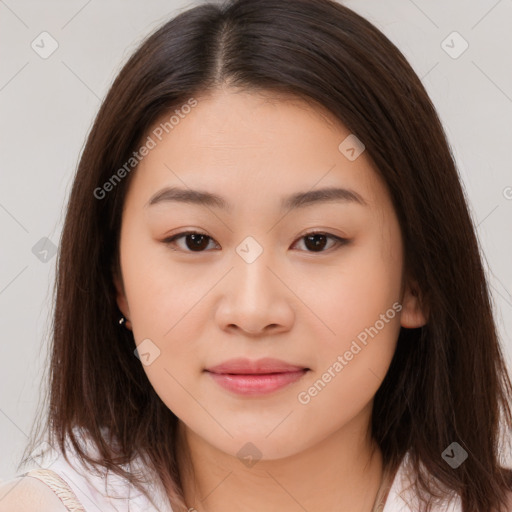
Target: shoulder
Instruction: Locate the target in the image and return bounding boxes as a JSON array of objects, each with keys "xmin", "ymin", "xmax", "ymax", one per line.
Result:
[
  {"xmin": 0, "ymin": 476, "xmax": 68, "ymax": 512},
  {"xmin": 385, "ymin": 453, "xmax": 512, "ymax": 512}
]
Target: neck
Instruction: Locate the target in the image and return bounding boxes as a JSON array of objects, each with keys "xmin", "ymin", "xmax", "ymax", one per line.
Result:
[{"xmin": 175, "ymin": 404, "xmax": 385, "ymax": 512}]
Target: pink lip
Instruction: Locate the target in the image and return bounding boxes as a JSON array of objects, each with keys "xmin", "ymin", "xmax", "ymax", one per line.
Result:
[
  {"xmin": 205, "ymin": 357, "xmax": 309, "ymax": 396},
  {"xmin": 207, "ymin": 370, "xmax": 309, "ymax": 395},
  {"xmin": 206, "ymin": 357, "xmax": 308, "ymax": 374}
]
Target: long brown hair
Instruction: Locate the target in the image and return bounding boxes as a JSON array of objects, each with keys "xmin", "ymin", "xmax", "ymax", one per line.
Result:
[{"xmin": 20, "ymin": 0, "xmax": 512, "ymax": 510}]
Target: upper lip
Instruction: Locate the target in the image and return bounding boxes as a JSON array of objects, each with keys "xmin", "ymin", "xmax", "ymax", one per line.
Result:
[{"xmin": 205, "ymin": 357, "xmax": 309, "ymax": 375}]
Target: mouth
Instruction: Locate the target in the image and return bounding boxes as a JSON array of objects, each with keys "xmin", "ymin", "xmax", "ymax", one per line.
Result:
[{"xmin": 204, "ymin": 357, "xmax": 310, "ymax": 396}]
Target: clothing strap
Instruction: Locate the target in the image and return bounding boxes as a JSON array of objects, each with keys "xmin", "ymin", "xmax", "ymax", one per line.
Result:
[{"xmin": 23, "ymin": 468, "xmax": 87, "ymax": 512}]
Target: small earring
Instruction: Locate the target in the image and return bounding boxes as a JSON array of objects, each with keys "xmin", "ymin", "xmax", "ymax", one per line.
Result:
[{"xmin": 119, "ymin": 316, "xmax": 126, "ymax": 326}]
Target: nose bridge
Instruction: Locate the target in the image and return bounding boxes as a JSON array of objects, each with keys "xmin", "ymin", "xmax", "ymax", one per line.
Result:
[{"xmin": 233, "ymin": 234, "xmax": 277, "ymax": 300}]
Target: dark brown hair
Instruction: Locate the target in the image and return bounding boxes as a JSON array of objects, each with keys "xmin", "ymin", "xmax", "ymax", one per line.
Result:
[{"xmin": 20, "ymin": 0, "xmax": 512, "ymax": 510}]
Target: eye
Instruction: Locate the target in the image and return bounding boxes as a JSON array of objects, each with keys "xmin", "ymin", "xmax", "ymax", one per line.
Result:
[
  {"xmin": 162, "ymin": 230, "xmax": 349, "ymax": 253},
  {"xmin": 291, "ymin": 231, "xmax": 349, "ymax": 253},
  {"xmin": 163, "ymin": 231, "xmax": 219, "ymax": 252}
]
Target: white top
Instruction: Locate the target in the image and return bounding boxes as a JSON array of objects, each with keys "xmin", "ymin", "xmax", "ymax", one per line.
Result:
[
  {"xmin": 16, "ymin": 429, "xmax": 463, "ymax": 512},
  {"xmin": 381, "ymin": 457, "xmax": 462, "ymax": 512}
]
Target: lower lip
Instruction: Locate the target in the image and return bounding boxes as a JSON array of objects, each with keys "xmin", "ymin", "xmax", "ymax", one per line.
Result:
[{"xmin": 206, "ymin": 370, "xmax": 308, "ymax": 396}]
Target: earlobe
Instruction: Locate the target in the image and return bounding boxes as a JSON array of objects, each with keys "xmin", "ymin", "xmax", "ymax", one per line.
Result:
[
  {"xmin": 400, "ymin": 281, "xmax": 428, "ymax": 328},
  {"xmin": 113, "ymin": 273, "xmax": 133, "ymax": 330}
]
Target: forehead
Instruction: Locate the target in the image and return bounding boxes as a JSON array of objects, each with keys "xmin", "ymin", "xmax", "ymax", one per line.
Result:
[{"xmin": 125, "ymin": 88, "xmax": 388, "ymax": 215}]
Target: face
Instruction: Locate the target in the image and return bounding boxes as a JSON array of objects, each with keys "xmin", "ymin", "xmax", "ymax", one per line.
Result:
[{"xmin": 115, "ymin": 87, "xmax": 426, "ymax": 461}]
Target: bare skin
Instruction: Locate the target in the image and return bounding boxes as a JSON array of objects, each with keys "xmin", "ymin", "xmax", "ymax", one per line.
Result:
[{"xmin": 115, "ymin": 86, "xmax": 427, "ymax": 512}]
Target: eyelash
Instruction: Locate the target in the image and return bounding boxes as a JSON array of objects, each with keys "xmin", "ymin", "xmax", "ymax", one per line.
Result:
[{"xmin": 162, "ymin": 230, "xmax": 349, "ymax": 254}]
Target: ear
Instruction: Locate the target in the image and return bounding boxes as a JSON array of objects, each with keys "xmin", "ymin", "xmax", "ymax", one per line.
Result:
[
  {"xmin": 113, "ymin": 272, "xmax": 133, "ymax": 331},
  {"xmin": 400, "ymin": 279, "xmax": 428, "ymax": 328}
]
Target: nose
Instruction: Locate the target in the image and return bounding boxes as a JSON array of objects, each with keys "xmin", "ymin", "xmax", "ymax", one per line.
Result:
[{"xmin": 214, "ymin": 246, "xmax": 295, "ymax": 337}]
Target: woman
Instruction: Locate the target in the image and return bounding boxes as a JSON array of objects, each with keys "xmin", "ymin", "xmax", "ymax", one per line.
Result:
[{"xmin": 1, "ymin": 0, "xmax": 511, "ymax": 511}]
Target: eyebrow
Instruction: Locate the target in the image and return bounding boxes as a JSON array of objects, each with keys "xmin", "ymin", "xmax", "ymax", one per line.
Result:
[{"xmin": 146, "ymin": 185, "xmax": 368, "ymax": 212}]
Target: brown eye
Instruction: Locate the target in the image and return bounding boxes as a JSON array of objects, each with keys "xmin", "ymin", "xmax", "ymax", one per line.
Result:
[
  {"xmin": 163, "ymin": 231, "xmax": 218, "ymax": 252},
  {"xmin": 292, "ymin": 232, "xmax": 349, "ymax": 253}
]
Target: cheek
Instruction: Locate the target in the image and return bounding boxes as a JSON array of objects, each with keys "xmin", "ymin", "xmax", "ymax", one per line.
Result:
[
  {"xmin": 120, "ymin": 228, "xmax": 197, "ymax": 329},
  {"xmin": 295, "ymin": 236, "xmax": 402, "ymax": 414},
  {"xmin": 295, "ymin": 247, "xmax": 402, "ymax": 419},
  {"xmin": 121, "ymin": 239, "xmax": 208, "ymax": 413}
]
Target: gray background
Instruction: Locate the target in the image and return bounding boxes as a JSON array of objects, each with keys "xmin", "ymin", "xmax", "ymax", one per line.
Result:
[{"xmin": 1, "ymin": 0, "xmax": 511, "ymax": 480}]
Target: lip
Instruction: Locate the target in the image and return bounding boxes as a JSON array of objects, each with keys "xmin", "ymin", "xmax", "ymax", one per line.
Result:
[
  {"xmin": 204, "ymin": 357, "xmax": 310, "ymax": 396},
  {"xmin": 205, "ymin": 357, "xmax": 309, "ymax": 375}
]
